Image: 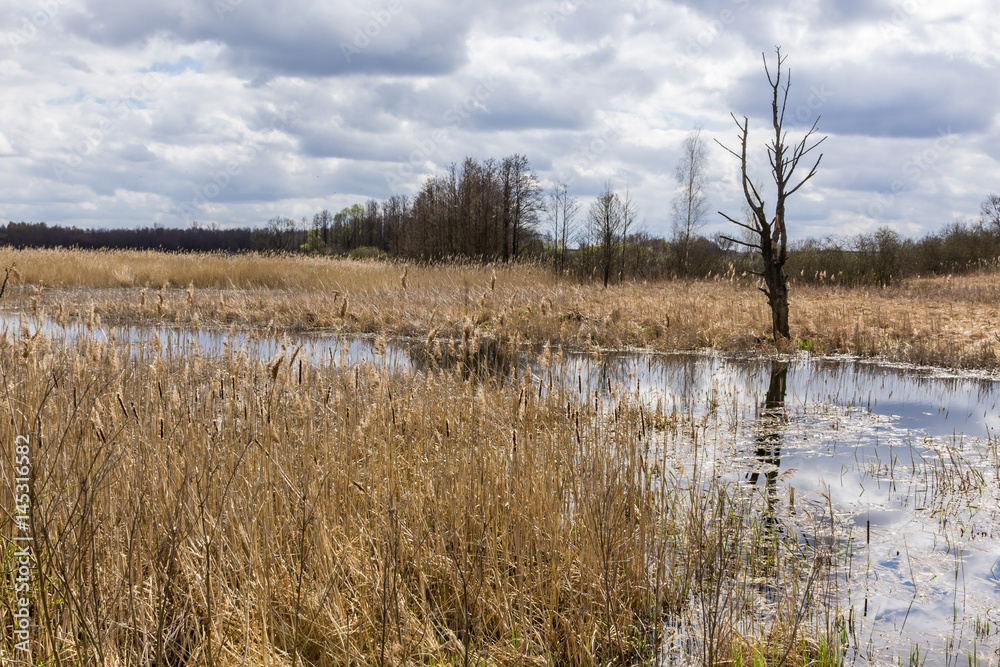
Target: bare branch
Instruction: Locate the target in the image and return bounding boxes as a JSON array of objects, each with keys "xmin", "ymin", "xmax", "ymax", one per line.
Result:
[
  {"xmin": 714, "ymin": 138, "xmax": 742, "ymax": 161},
  {"xmin": 718, "ymin": 211, "xmax": 759, "ymax": 234},
  {"xmin": 785, "ymin": 154, "xmax": 824, "ymax": 197},
  {"xmin": 718, "ymin": 234, "xmax": 761, "ymax": 251}
]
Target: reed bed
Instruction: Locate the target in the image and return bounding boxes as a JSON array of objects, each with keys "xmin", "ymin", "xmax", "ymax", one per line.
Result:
[
  {"xmin": 0, "ymin": 320, "xmax": 837, "ymax": 666},
  {"xmin": 6, "ymin": 246, "xmax": 1000, "ymax": 370},
  {"xmin": 0, "ymin": 247, "xmax": 556, "ymax": 292}
]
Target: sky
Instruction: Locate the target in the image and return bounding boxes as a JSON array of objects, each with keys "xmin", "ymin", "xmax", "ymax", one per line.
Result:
[{"xmin": 1, "ymin": 0, "xmax": 998, "ymax": 241}]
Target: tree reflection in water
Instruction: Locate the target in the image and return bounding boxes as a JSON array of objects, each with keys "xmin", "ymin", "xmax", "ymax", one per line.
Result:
[{"xmin": 748, "ymin": 363, "xmax": 788, "ymax": 508}]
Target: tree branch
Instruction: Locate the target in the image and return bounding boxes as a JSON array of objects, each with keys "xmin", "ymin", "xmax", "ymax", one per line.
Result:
[
  {"xmin": 718, "ymin": 234, "xmax": 761, "ymax": 251},
  {"xmin": 718, "ymin": 212, "xmax": 759, "ymax": 235}
]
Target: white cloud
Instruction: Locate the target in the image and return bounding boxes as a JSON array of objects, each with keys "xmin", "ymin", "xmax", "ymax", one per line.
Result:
[{"xmin": 0, "ymin": 0, "xmax": 995, "ymax": 237}]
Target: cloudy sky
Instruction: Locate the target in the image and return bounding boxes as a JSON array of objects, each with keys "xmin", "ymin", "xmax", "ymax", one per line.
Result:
[{"xmin": 1, "ymin": 0, "xmax": 998, "ymax": 241}]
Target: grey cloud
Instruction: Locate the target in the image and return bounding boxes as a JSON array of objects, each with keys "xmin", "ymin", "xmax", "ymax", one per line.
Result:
[
  {"xmin": 296, "ymin": 123, "xmax": 403, "ymax": 162},
  {"xmin": 65, "ymin": 0, "xmax": 473, "ymax": 79},
  {"xmin": 4, "ymin": 0, "xmax": 998, "ymax": 239},
  {"xmin": 813, "ymin": 0, "xmax": 895, "ymax": 23},
  {"xmin": 60, "ymin": 54, "xmax": 94, "ymax": 73},
  {"xmin": 119, "ymin": 143, "xmax": 156, "ymax": 162},
  {"xmin": 725, "ymin": 52, "xmax": 998, "ymax": 138}
]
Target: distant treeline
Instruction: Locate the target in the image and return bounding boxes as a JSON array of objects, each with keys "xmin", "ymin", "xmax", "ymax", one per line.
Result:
[
  {"xmin": 784, "ymin": 218, "xmax": 1000, "ymax": 286},
  {"xmin": 3, "ymin": 155, "xmax": 999, "ymax": 286},
  {"xmin": 1, "ymin": 221, "xmax": 256, "ymax": 253}
]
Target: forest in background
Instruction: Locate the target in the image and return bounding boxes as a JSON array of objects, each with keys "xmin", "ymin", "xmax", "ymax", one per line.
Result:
[{"xmin": 4, "ymin": 152, "xmax": 1000, "ymax": 288}]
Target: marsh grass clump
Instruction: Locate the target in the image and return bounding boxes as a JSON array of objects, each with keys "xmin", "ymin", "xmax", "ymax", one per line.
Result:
[{"xmin": 0, "ymin": 323, "xmax": 838, "ymax": 666}]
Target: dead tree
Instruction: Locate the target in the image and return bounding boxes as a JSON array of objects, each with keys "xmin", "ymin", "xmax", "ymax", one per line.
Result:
[{"xmin": 718, "ymin": 48, "xmax": 825, "ymax": 339}]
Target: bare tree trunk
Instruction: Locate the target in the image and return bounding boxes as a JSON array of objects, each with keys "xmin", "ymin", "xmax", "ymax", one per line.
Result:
[
  {"xmin": 765, "ymin": 263, "xmax": 790, "ymax": 338},
  {"xmin": 718, "ymin": 48, "xmax": 824, "ymax": 340}
]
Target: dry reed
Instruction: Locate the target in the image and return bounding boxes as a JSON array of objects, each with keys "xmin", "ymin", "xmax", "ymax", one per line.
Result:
[
  {"xmin": 0, "ymin": 319, "xmax": 835, "ymax": 666},
  {"xmin": 5, "ymin": 247, "xmax": 1000, "ymax": 370}
]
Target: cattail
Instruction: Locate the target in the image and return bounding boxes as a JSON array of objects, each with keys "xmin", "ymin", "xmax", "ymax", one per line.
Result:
[
  {"xmin": 425, "ymin": 325, "xmax": 441, "ymax": 353},
  {"xmin": 90, "ymin": 405, "xmax": 105, "ymax": 442},
  {"xmin": 116, "ymin": 392, "xmax": 128, "ymax": 421},
  {"xmin": 267, "ymin": 353, "xmax": 285, "ymax": 381},
  {"xmin": 288, "ymin": 344, "xmax": 303, "ymax": 367},
  {"xmin": 461, "ymin": 320, "xmax": 472, "ymax": 347},
  {"xmin": 151, "ymin": 356, "xmax": 165, "ymax": 380}
]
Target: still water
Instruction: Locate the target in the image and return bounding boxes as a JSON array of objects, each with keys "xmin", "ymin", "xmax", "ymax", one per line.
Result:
[{"xmin": 7, "ymin": 313, "xmax": 1000, "ymax": 665}]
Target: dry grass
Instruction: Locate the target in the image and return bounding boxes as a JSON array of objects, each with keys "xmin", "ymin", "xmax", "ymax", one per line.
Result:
[
  {"xmin": 0, "ymin": 247, "xmax": 556, "ymax": 291},
  {"xmin": 4, "ymin": 247, "xmax": 1000, "ymax": 370},
  {"xmin": 0, "ymin": 321, "xmax": 836, "ymax": 666}
]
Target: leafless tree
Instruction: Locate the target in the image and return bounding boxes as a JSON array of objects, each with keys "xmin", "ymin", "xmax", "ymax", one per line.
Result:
[
  {"xmin": 312, "ymin": 209, "xmax": 333, "ymax": 247},
  {"xmin": 671, "ymin": 127, "xmax": 710, "ymax": 276},
  {"xmin": 548, "ymin": 182, "xmax": 579, "ymax": 274},
  {"xmin": 718, "ymin": 48, "xmax": 826, "ymax": 339},
  {"xmin": 619, "ymin": 185, "xmax": 638, "ymax": 282},
  {"xmin": 382, "ymin": 194, "xmax": 409, "ymax": 255},
  {"xmin": 981, "ymin": 193, "xmax": 1000, "ymax": 232},
  {"xmin": 265, "ymin": 216, "xmax": 299, "ymax": 251},
  {"xmin": 500, "ymin": 154, "xmax": 543, "ymax": 261},
  {"xmin": 588, "ymin": 181, "xmax": 623, "ymax": 288}
]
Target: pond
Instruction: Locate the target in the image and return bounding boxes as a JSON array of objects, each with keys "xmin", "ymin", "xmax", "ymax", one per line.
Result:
[{"xmin": 6, "ymin": 312, "xmax": 1000, "ymax": 665}]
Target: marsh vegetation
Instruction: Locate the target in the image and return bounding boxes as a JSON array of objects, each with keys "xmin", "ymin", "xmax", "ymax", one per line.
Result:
[{"xmin": 0, "ymin": 249, "xmax": 999, "ymax": 666}]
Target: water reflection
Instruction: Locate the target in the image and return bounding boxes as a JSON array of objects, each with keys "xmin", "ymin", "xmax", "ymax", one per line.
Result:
[{"xmin": 748, "ymin": 362, "xmax": 787, "ymax": 493}]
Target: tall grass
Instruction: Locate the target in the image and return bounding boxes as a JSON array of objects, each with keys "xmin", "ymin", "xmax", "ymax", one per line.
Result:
[
  {"xmin": 7, "ymin": 246, "xmax": 1000, "ymax": 369},
  {"xmin": 0, "ymin": 247, "xmax": 555, "ymax": 291},
  {"xmin": 0, "ymin": 319, "xmax": 837, "ymax": 666}
]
